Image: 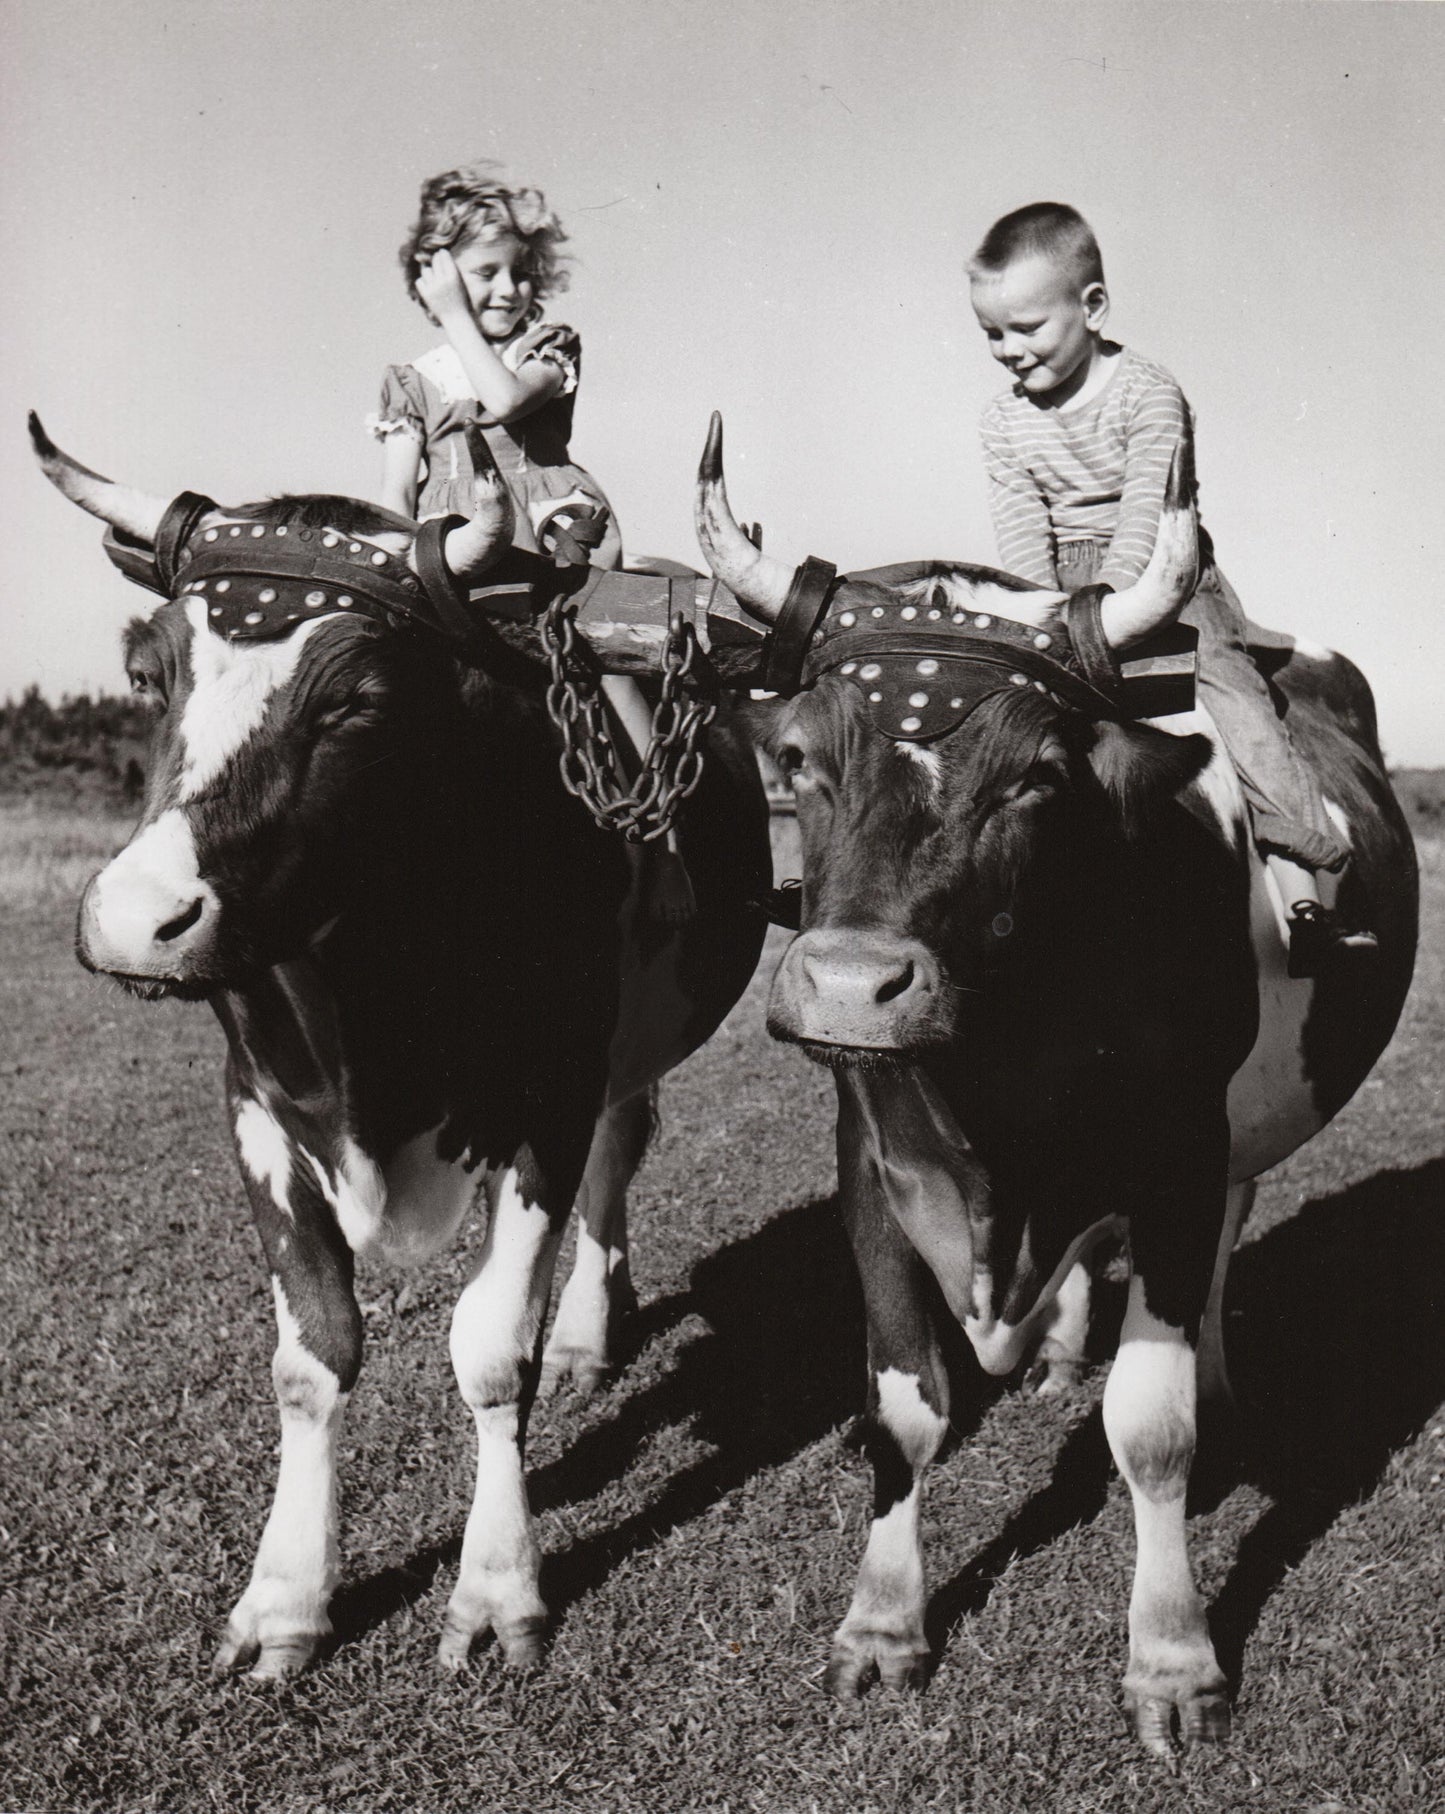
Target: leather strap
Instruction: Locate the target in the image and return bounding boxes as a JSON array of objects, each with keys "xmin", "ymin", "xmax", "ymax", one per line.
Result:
[
  {"xmin": 411, "ymin": 515, "xmax": 479, "ymax": 642},
  {"xmin": 539, "ymin": 501, "xmax": 610, "ymax": 567},
  {"xmin": 102, "ymin": 490, "xmax": 218, "ymax": 597},
  {"xmin": 102, "ymin": 526, "xmax": 166, "ymax": 594},
  {"xmin": 765, "ymin": 556, "xmax": 838, "ymax": 694},
  {"xmin": 154, "ymin": 491, "xmax": 217, "ymax": 594},
  {"xmin": 1062, "ymin": 584, "xmax": 1124, "ymax": 705}
]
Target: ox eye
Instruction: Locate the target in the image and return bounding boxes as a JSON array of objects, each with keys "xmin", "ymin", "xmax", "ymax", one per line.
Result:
[
  {"xmin": 128, "ymin": 669, "xmax": 166, "ymax": 707},
  {"xmin": 1013, "ymin": 762, "xmax": 1064, "ymax": 799},
  {"xmin": 774, "ymin": 743, "xmax": 806, "ymax": 779},
  {"xmin": 987, "ymin": 763, "xmax": 1063, "ymax": 815},
  {"xmin": 315, "ymin": 686, "xmax": 386, "ymax": 732},
  {"xmin": 315, "ymin": 701, "xmax": 371, "ymax": 732}
]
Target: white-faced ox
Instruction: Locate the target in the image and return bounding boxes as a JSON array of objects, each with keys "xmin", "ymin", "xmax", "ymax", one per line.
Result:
[
  {"xmin": 32, "ymin": 416, "xmax": 774, "ymax": 1679},
  {"xmin": 693, "ymin": 418, "xmax": 1417, "ymax": 1753}
]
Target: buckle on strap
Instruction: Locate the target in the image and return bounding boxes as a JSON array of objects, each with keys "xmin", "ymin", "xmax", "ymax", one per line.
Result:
[{"xmin": 764, "ymin": 557, "xmax": 838, "ymax": 694}]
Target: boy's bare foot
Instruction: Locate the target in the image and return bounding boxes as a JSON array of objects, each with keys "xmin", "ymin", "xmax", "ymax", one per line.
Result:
[{"xmin": 645, "ymin": 847, "xmax": 697, "ymax": 925}]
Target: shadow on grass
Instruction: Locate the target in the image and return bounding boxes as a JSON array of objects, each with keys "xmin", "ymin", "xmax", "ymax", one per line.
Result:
[
  {"xmin": 329, "ymin": 1543, "xmax": 459, "ymax": 1653},
  {"xmin": 333, "ymin": 1192, "xmax": 997, "ymax": 1650},
  {"xmin": 924, "ymin": 1407, "xmax": 1116, "ymax": 1661},
  {"xmin": 1208, "ymin": 1155, "xmax": 1445, "ymax": 1693},
  {"xmin": 332, "ymin": 1194, "xmax": 861, "ymax": 1648},
  {"xmin": 532, "ymin": 1195, "xmax": 1007, "ymax": 1622},
  {"xmin": 924, "ymin": 1158, "xmax": 1445, "ymax": 1686},
  {"xmin": 333, "ymin": 1156, "xmax": 1445, "ymax": 1675}
]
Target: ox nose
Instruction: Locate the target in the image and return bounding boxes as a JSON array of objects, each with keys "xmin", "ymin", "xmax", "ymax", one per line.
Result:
[
  {"xmin": 769, "ymin": 927, "xmax": 945, "ymax": 1051},
  {"xmin": 76, "ymin": 809, "xmax": 221, "ymax": 985},
  {"xmin": 803, "ymin": 945, "xmax": 920, "ymax": 1007}
]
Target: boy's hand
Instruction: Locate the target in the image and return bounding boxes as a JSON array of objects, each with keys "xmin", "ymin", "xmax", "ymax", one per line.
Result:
[{"xmin": 416, "ymin": 249, "xmax": 471, "ymax": 322}]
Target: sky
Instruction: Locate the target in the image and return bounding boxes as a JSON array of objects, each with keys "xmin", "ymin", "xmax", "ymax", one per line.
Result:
[{"xmin": 5, "ymin": 0, "xmax": 1443, "ymax": 763}]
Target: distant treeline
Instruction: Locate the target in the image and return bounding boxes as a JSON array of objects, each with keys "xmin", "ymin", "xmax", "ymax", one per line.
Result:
[
  {"xmin": 1393, "ymin": 769, "xmax": 1445, "ymax": 833},
  {"xmin": 0, "ymin": 688, "xmax": 149, "ymax": 805},
  {"xmin": 1, "ymin": 685, "xmax": 1442, "ymax": 832}
]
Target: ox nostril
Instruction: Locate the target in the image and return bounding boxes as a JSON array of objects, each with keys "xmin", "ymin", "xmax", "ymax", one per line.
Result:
[
  {"xmin": 875, "ymin": 961, "xmax": 916, "ymax": 1004},
  {"xmin": 157, "ymin": 898, "xmax": 205, "ymax": 943}
]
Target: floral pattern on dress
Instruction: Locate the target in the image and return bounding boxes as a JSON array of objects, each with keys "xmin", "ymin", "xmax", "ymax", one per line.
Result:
[{"xmin": 368, "ymin": 319, "xmax": 619, "ymax": 566}]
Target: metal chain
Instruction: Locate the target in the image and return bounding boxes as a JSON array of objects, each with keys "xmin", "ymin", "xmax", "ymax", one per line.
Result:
[{"xmin": 542, "ymin": 599, "xmax": 718, "ymax": 843}]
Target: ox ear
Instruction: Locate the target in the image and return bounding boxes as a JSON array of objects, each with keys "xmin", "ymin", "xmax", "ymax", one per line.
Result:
[{"xmin": 1087, "ymin": 720, "xmax": 1213, "ymax": 838}]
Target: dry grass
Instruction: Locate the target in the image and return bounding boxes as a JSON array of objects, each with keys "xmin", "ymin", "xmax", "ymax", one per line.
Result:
[
  {"xmin": 0, "ymin": 807, "xmax": 1441, "ymax": 1814},
  {"xmin": 0, "ymin": 800, "xmax": 133, "ymax": 908}
]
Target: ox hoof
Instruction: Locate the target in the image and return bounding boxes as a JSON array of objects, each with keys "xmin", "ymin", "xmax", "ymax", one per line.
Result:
[
  {"xmin": 213, "ymin": 1621, "xmax": 325, "ymax": 1681},
  {"xmin": 437, "ymin": 1608, "xmax": 547, "ymax": 1672},
  {"xmin": 824, "ymin": 1628, "xmax": 930, "ymax": 1697},
  {"xmin": 538, "ymin": 1348, "xmax": 615, "ymax": 1399},
  {"xmin": 1033, "ymin": 1357, "xmax": 1085, "ymax": 1399},
  {"xmin": 1125, "ymin": 1686, "xmax": 1231, "ymax": 1756}
]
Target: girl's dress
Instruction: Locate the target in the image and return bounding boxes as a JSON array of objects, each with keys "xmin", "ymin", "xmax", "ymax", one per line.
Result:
[{"xmin": 369, "ymin": 314, "xmax": 622, "ymax": 568}]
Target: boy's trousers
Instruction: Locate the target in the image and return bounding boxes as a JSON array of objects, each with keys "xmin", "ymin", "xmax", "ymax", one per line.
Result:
[{"xmin": 1055, "ymin": 537, "xmax": 1347, "ymax": 872}]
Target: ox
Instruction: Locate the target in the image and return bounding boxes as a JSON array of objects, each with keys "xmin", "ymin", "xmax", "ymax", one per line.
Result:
[
  {"xmin": 31, "ymin": 417, "xmax": 771, "ymax": 1679},
  {"xmin": 692, "ymin": 420, "xmax": 1418, "ymax": 1753}
]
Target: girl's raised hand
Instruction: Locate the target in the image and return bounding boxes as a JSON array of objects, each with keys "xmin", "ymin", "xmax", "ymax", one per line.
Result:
[{"xmin": 416, "ymin": 249, "xmax": 470, "ymax": 321}]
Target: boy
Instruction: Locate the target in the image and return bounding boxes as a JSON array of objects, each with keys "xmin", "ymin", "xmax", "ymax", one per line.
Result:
[{"xmin": 968, "ymin": 202, "xmax": 1374, "ymax": 976}]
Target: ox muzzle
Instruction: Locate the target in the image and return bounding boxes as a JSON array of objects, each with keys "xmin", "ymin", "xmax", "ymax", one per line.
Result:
[
  {"xmin": 767, "ymin": 926, "xmax": 954, "ymax": 1058},
  {"xmin": 77, "ymin": 809, "xmax": 222, "ymax": 998}
]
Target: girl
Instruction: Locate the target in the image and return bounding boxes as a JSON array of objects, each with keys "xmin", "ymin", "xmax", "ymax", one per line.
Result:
[{"xmin": 372, "ymin": 162, "xmax": 694, "ymax": 922}]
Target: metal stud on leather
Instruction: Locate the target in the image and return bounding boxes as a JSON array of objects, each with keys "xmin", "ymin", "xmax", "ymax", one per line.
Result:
[
  {"xmin": 802, "ymin": 588, "xmax": 1120, "ymax": 740},
  {"xmin": 171, "ymin": 520, "xmax": 430, "ymax": 642}
]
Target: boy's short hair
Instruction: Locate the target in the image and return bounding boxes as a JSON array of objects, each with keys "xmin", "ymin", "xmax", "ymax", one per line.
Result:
[{"xmin": 969, "ymin": 203, "xmax": 1105, "ymax": 291}]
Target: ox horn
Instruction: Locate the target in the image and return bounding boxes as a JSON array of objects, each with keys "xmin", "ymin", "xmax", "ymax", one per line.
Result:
[
  {"xmin": 440, "ymin": 425, "xmax": 516, "ymax": 579},
  {"xmin": 29, "ymin": 412, "xmax": 170, "ymax": 543},
  {"xmin": 1098, "ymin": 436, "xmax": 1200, "ymax": 650},
  {"xmin": 694, "ymin": 413, "xmax": 795, "ymax": 624}
]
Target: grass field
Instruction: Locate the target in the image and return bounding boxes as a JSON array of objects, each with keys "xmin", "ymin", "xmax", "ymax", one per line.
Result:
[{"xmin": 1, "ymin": 798, "xmax": 1442, "ymax": 1814}]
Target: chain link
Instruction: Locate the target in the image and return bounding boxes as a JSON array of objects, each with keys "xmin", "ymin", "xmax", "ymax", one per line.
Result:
[{"xmin": 542, "ymin": 599, "xmax": 718, "ymax": 843}]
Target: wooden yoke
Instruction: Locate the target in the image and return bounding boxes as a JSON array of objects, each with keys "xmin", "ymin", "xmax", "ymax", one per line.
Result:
[
  {"xmin": 462, "ymin": 555, "xmax": 773, "ymax": 688},
  {"xmin": 460, "ymin": 554, "xmax": 1197, "ymax": 711}
]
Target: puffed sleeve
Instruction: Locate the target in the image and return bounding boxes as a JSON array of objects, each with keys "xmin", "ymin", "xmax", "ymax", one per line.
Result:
[
  {"xmin": 366, "ymin": 364, "xmax": 425, "ymax": 443},
  {"xmin": 508, "ymin": 321, "xmax": 581, "ymax": 395}
]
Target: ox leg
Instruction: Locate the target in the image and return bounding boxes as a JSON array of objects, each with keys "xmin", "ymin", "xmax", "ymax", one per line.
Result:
[
  {"xmin": 441, "ymin": 1164, "xmax": 568, "ymax": 1668},
  {"xmin": 215, "ymin": 1107, "xmax": 362, "ymax": 1678},
  {"xmin": 540, "ymin": 1092, "xmax": 651, "ymax": 1395},
  {"xmin": 1103, "ymin": 1255, "xmax": 1229, "ymax": 1753},
  {"xmin": 1035, "ymin": 1258, "xmax": 1092, "ymax": 1396},
  {"xmin": 827, "ymin": 1103, "xmax": 951, "ymax": 1696}
]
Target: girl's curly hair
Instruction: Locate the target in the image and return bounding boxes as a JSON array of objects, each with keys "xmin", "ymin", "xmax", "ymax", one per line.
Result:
[{"xmin": 399, "ymin": 161, "xmax": 571, "ymax": 313}]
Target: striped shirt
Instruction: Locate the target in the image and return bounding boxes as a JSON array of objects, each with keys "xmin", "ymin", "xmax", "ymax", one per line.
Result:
[{"xmin": 979, "ymin": 346, "xmax": 1201, "ymax": 589}]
